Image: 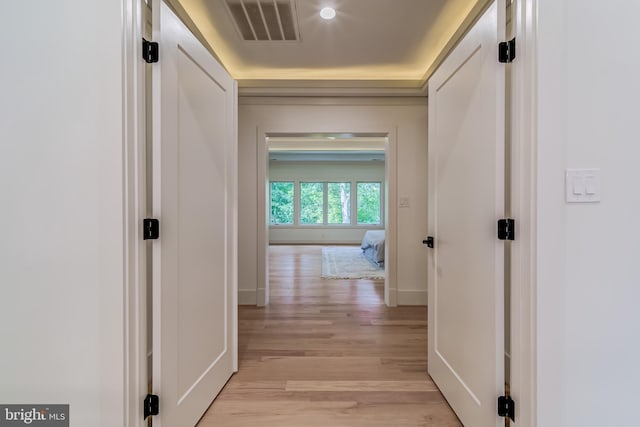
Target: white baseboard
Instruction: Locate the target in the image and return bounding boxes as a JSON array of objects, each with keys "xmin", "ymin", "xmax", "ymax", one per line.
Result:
[
  {"xmin": 238, "ymin": 289, "xmax": 257, "ymax": 305},
  {"xmin": 240, "ymin": 289, "xmax": 426, "ymax": 306},
  {"xmin": 397, "ymin": 290, "xmax": 428, "ymax": 306},
  {"xmin": 256, "ymin": 288, "xmax": 267, "ymax": 307},
  {"xmin": 386, "ymin": 287, "xmax": 397, "ymax": 307}
]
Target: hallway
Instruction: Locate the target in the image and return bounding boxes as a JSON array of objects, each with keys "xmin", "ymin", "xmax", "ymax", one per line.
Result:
[{"xmin": 198, "ymin": 246, "xmax": 461, "ymax": 426}]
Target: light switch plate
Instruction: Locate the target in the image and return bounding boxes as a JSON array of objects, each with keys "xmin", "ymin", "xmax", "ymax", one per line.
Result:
[
  {"xmin": 399, "ymin": 197, "xmax": 410, "ymax": 208},
  {"xmin": 566, "ymin": 169, "xmax": 600, "ymax": 203}
]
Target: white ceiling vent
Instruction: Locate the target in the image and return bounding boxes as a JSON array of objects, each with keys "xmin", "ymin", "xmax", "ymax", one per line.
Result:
[{"xmin": 225, "ymin": 0, "xmax": 300, "ymax": 41}]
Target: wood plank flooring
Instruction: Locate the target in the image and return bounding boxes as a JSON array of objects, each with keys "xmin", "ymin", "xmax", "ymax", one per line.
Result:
[{"xmin": 198, "ymin": 245, "xmax": 461, "ymax": 427}]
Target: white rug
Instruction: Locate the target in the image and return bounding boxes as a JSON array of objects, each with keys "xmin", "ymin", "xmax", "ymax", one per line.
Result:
[{"xmin": 321, "ymin": 246, "xmax": 385, "ymax": 279}]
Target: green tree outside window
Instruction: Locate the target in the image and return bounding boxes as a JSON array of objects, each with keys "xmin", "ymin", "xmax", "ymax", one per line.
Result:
[
  {"xmin": 270, "ymin": 181, "xmax": 294, "ymax": 224},
  {"xmin": 327, "ymin": 182, "xmax": 351, "ymax": 224},
  {"xmin": 300, "ymin": 182, "xmax": 324, "ymax": 224},
  {"xmin": 357, "ymin": 182, "xmax": 381, "ymax": 224}
]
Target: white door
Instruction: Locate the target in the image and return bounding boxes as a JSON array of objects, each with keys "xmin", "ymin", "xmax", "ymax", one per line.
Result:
[
  {"xmin": 427, "ymin": 1, "xmax": 505, "ymax": 426},
  {"xmin": 151, "ymin": 1, "xmax": 237, "ymax": 426}
]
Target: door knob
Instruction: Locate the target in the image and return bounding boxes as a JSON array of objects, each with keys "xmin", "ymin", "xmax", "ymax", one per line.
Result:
[{"xmin": 423, "ymin": 236, "xmax": 434, "ymax": 248}]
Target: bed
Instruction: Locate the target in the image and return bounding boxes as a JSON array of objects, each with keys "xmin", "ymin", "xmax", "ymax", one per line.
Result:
[{"xmin": 361, "ymin": 230, "xmax": 385, "ymax": 267}]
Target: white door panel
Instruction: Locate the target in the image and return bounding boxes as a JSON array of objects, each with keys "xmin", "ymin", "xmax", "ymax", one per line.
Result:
[
  {"xmin": 152, "ymin": 1, "xmax": 236, "ymax": 425},
  {"xmin": 428, "ymin": 2, "xmax": 505, "ymax": 426}
]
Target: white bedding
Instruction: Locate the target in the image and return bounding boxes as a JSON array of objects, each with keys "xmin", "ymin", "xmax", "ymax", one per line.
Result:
[{"xmin": 361, "ymin": 230, "xmax": 385, "ymax": 267}]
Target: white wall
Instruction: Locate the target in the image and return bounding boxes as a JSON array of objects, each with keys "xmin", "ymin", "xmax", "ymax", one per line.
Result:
[
  {"xmin": 269, "ymin": 161, "xmax": 385, "ymax": 244},
  {"xmin": 536, "ymin": 1, "xmax": 640, "ymax": 425},
  {"xmin": 0, "ymin": 2, "xmax": 129, "ymax": 425},
  {"xmin": 238, "ymin": 98, "xmax": 429, "ymax": 305}
]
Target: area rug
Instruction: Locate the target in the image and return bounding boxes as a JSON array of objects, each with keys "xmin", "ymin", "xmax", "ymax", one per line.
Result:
[{"xmin": 321, "ymin": 246, "xmax": 385, "ymax": 279}]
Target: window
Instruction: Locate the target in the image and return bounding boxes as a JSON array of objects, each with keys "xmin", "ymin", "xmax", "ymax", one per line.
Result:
[
  {"xmin": 270, "ymin": 181, "xmax": 294, "ymax": 224},
  {"xmin": 269, "ymin": 179, "xmax": 383, "ymax": 227},
  {"xmin": 299, "ymin": 182, "xmax": 324, "ymax": 224},
  {"xmin": 357, "ymin": 182, "xmax": 381, "ymax": 225},
  {"xmin": 327, "ymin": 182, "xmax": 351, "ymax": 224}
]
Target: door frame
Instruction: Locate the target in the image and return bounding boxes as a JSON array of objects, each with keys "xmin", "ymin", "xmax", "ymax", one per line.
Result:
[
  {"xmin": 508, "ymin": 0, "xmax": 538, "ymax": 425},
  {"xmin": 123, "ymin": 0, "xmax": 148, "ymax": 426},
  {"xmin": 255, "ymin": 123, "xmax": 399, "ymax": 307}
]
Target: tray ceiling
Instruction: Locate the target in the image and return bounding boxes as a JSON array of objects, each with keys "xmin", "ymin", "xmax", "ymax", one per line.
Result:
[{"xmin": 166, "ymin": 0, "xmax": 486, "ymax": 90}]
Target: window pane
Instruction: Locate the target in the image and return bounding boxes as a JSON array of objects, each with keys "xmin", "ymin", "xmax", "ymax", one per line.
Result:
[
  {"xmin": 357, "ymin": 182, "xmax": 381, "ymax": 224},
  {"xmin": 300, "ymin": 182, "xmax": 324, "ymax": 224},
  {"xmin": 327, "ymin": 182, "xmax": 351, "ymax": 224},
  {"xmin": 270, "ymin": 182, "xmax": 294, "ymax": 224}
]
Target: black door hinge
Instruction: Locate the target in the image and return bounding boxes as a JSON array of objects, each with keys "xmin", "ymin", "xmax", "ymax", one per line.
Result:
[
  {"xmin": 143, "ymin": 394, "xmax": 159, "ymax": 419},
  {"xmin": 499, "ymin": 38, "xmax": 516, "ymax": 63},
  {"xmin": 498, "ymin": 218, "xmax": 515, "ymax": 241},
  {"xmin": 498, "ymin": 395, "xmax": 515, "ymax": 421},
  {"xmin": 142, "ymin": 38, "xmax": 159, "ymax": 63},
  {"xmin": 143, "ymin": 218, "xmax": 160, "ymax": 240}
]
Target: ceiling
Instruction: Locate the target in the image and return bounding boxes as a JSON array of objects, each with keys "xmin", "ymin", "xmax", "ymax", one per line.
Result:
[
  {"xmin": 269, "ymin": 151, "xmax": 385, "ymax": 162},
  {"xmin": 268, "ymin": 135, "xmax": 385, "ymax": 162},
  {"xmin": 166, "ymin": 0, "xmax": 488, "ymax": 94},
  {"xmin": 268, "ymin": 135, "xmax": 386, "ymax": 151}
]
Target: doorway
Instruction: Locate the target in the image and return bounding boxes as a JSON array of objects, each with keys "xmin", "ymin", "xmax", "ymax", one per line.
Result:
[
  {"xmin": 266, "ymin": 134, "xmax": 387, "ymax": 304},
  {"xmin": 256, "ymin": 131, "xmax": 400, "ymax": 307}
]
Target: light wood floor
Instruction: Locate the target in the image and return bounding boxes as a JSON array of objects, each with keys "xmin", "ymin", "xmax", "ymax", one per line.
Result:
[{"xmin": 198, "ymin": 245, "xmax": 461, "ymax": 427}]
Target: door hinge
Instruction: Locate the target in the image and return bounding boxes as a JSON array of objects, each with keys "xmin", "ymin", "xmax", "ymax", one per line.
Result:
[
  {"xmin": 497, "ymin": 218, "xmax": 515, "ymax": 241},
  {"xmin": 143, "ymin": 394, "xmax": 159, "ymax": 419},
  {"xmin": 143, "ymin": 218, "xmax": 160, "ymax": 240},
  {"xmin": 498, "ymin": 37, "xmax": 516, "ymax": 63},
  {"xmin": 142, "ymin": 38, "xmax": 159, "ymax": 63},
  {"xmin": 498, "ymin": 395, "xmax": 515, "ymax": 421}
]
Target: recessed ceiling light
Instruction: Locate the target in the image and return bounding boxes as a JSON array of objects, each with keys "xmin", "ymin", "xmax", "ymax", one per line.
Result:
[{"xmin": 320, "ymin": 7, "xmax": 336, "ymax": 20}]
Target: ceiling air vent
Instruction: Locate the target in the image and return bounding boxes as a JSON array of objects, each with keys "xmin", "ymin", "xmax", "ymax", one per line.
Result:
[{"xmin": 225, "ymin": 0, "xmax": 300, "ymax": 41}]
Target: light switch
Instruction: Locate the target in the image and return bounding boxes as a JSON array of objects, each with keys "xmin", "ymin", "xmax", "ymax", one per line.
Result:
[
  {"xmin": 572, "ymin": 177, "xmax": 585, "ymax": 195},
  {"xmin": 566, "ymin": 169, "xmax": 601, "ymax": 203},
  {"xmin": 399, "ymin": 197, "xmax": 410, "ymax": 208},
  {"xmin": 585, "ymin": 175, "xmax": 598, "ymax": 195}
]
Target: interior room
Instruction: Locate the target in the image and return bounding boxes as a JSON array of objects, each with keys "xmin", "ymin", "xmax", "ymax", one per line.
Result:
[{"xmin": 267, "ymin": 135, "xmax": 388, "ymax": 301}]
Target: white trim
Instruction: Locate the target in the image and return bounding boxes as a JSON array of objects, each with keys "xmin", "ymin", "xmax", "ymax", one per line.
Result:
[
  {"xmin": 256, "ymin": 126, "xmax": 398, "ymax": 307},
  {"xmin": 509, "ymin": 0, "xmax": 537, "ymax": 425},
  {"xmin": 384, "ymin": 130, "xmax": 398, "ymax": 307},
  {"xmin": 238, "ymin": 289, "xmax": 258, "ymax": 305},
  {"xmin": 256, "ymin": 126, "xmax": 270, "ymax": 307},
  {"xmin": 256, "ymin": 287, "xmax": 267, "ymax": 307},
  {"xmin": 397, "ymin": 290, "xmax": 428, "ymax": 306},
  {"xmin": 239, "ymin": 86, "xmax": 428, "ymax": 98},
  {"xmin": 239, "ymin": 96, "xmax": 428, "ymax": 106},
  {"xmin": 123, "ymin": 0, "xmax": 147, "ymax": 425},
  {"xmin": 231, "ymin": 80, "xmax": 239, "ymax": 373}
]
